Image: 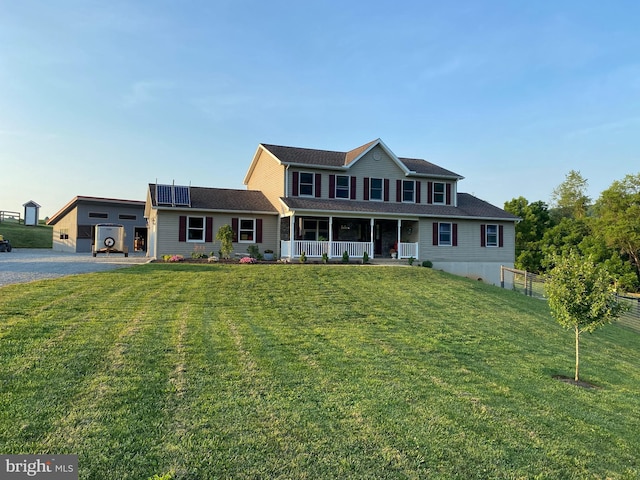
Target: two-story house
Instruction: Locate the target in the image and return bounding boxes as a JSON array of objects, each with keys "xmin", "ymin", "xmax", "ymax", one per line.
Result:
[{"xmin": 144, "ymin": 139, "xmax": 518, "ymax": 284}]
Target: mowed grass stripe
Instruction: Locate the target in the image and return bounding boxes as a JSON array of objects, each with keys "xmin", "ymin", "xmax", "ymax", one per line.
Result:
[{"xmin": 1, "ymin": 264, "xmax": 639, "ymax": 478}]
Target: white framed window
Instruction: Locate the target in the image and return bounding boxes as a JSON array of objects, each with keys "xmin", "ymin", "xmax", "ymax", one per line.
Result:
[
  {"xmin": 439, "ymin": 223, "xmax": 452, "ymax": 246},
  {"xmin": 239, "ymin": 218, "xmax": 255, "ymax": 242},
  {"xmin": 370, "ymin": 178, "xmax": 383, "ymax": 201},
  {"xmin": 433, "ymin": 182, "xmax": 446, "ymax": 204},
  {"xmin": 187, "ymin": 216, "xmax": 205, "ymax": 242},
  {"xmin": 335, "ymin": 175, "xmax": 350, "ymax": 199},
  {"xmin": 402, "ymin": 180, "xmax": 415, "ymax": 202},
  {"xmin": 486, "ymin": 224, "xmax": 498, "ymax": 247},
  {"xmin": 299, "ymin": 172, "xmax": 314, "ymax": 196}
]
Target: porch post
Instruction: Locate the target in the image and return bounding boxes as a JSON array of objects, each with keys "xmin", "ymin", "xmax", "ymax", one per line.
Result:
[
  {"xmin": 328, "ymin": 216, "xmax": 333, "ymax": 259},
  {"xmin": 397, "ymin": 219, "xmax": 402, "ymax": 255},
  {"xmin": 289, "ymin": 215, "xmax": 295, "ymax": 260},
  {"xmin": 370, "ymin": 218, "xmax": 375, "ymax": 259}
]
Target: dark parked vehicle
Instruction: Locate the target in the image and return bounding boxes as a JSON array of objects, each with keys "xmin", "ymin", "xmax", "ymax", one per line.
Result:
[{"xmin": 0, "ymin": 234, "xmax": 12, "ymax": 252}]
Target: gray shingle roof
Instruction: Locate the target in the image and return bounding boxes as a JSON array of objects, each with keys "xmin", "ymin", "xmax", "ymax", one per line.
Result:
[
  {"xmin": 261, "ymin": 142, "xmax": 462, "ymax": 179},
  {"xmin": 149, "ymin": 184, "xmax": 278, "ymax": 213},
  {"xmin": 280, "ymin": 193, "xmax": 518, "ymax": 221}
]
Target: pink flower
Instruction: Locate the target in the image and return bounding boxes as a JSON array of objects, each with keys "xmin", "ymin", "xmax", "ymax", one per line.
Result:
[{"xmin": 239, "ymin": 256, "xmax": 257, "ymax": 264}]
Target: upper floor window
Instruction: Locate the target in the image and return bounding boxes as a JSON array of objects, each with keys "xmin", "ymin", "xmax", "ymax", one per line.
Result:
[
  {"xmin": 239, "ymin": 218, "xmax": 255, "ymax": 242},
  {"xmin": 89, "ymin": 212, "xmax": 108, "ymax": 219},
  {"xmin": 433, "ymin": 182, "xmax": 446, "ymax": 204},
  {"xmin": 299, "ymin": 172, "xmax": 314, "ymax": 196},
  {"xmin": 402, "ymin": 180, "xmax": 415, "ymax": 203},
  {"xmin": 335, "ymin": 175, "xmax": 350, "ymax": 199},
  {"xmin": 188, "ymin": 216, "xmax": 205, "ymax": 242},
  {"xmin": 119, "ymin": 214, "xmax": 137, "ymax": 220},
  {"xmin": 370, "ymin": 178, "xmax": 383, "ymax": 201}
]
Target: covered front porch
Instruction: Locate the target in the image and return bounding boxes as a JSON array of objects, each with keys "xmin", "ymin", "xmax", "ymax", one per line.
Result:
[{"xmin": 280, "ymin": 215, "xmax": 419, "ymax": 260}]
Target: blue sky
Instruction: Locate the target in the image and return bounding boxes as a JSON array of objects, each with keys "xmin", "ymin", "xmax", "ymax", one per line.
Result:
[{"xmin": 1, "ymin": 1, "xmax": 639, "ymax": 218}]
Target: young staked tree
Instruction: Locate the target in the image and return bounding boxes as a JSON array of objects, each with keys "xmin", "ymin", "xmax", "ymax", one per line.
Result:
[
  {"xmin": 544, "ymin": 250, "xmax": 627, "ymax": 381},
  {"xmin": 216, "ymin": 224, "xmax": 234, "ymax": 259}
]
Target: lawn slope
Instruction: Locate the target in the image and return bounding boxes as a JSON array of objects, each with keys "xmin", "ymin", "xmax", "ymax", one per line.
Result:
[{"xmin": 0, "ymin": 264, "xmax": 638, "ymax": 479}]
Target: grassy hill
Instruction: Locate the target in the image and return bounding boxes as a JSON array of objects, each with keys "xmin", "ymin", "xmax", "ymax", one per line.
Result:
[
  {"xmin": 0, "ymin": 264, "xmax": 638, "ymax": 479},
  {"xmin": 0, "ymin": 220, "xmax": 52, "ymax": 248}
]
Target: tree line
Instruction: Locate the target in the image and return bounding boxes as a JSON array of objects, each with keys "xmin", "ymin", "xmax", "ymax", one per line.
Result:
[{"xmin": 504, "ymin": 170, "xmax": 640, "ymax": 293}]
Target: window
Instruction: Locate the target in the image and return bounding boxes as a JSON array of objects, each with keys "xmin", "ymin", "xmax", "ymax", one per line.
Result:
[
  {"xmin": 59, "ymin": 228, "xmax": 69, "ymax": 240},
  {"xmin": 433, "ymin": 182, "xmax": 445, "ymax": 204},
  {"xmin": 119, "ymin": 214, "xmax": 137, "ymax": 220},
  {"xmin": 301, "ymin": 218, "xmax": 329, "ymax": 240},
  {"xmin": 370, "ymin": 178, "xmax": 383, "ymax": 201},
  {"xmin": 486, "ymin": 224, "xmax": 498, "ymax": 247},
  {"xmin": 239, "ymin": 218, "xmax": 255, "ymax": 242},
  {"xmin": 402, "ymin": 181, "xmax": 415, "ymax": 202},
  {"xmin": 187, "ymin": 216, "xmax": 205, "ymax": 242},
  {"xmin": 89, "ymin": 212, "xmax": 108, "ymax": 219},
  {"xmin": 299, "ymin": 172, "xmax": 314, "ymax": 196},
  {"xmin": 78, "ymin": 225, "xmax": 92, "ymax": 239},
  {"xmin": 439, "ymin": 223, "xmax": 452, "ymax": 246},
  {"xmin": 335, "ymin": 175, "xmax": 350, "ymax": 199}
]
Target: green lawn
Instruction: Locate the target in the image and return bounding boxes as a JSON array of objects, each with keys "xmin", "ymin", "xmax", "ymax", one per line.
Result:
[
  {"xmin": 1, "ymin": 264, "xmax": 638, "ymax": 479},
  {"xmin": 0, "ymin": 220, "xmax": 52, "ymax": 248}
]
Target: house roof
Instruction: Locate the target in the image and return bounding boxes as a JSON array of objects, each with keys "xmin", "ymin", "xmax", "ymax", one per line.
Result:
[
  {"xmin": 251, "ymin": 139, "xmax": 463, "ymax": 179},
  {"xmin": 148, "ymin": 184, "xmax": 278, "ymax": 214},
  {"xmin": 280, "ymin": 193, "xmax": 519, "ymax": 221},
  {"xmin": 47, "ymin": 196, "xmax": 145, "ymax": 225}
]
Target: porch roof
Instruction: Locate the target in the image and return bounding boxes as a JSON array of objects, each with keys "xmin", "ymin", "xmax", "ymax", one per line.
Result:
[{"xmin": 280, "ymin": 193, "xmax": 519, "ymax": 221}]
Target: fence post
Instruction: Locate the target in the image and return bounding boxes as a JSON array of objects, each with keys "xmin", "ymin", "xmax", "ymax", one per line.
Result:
[{"xmin": 500, "ymin": 265, "xmax": 504, "ymax": 289}]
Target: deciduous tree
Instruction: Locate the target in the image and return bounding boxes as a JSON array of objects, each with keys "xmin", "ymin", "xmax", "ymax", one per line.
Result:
[
  {"xmin": 544, "ymin": 250, "xmax": 626, "ymax": 381},
  {"xmin": 593, "ymin": 173, "xmax": 640, "ymax": 284},
  {"xmin": 550, "ymin": 170, "xmax": 591, "ymax": 220}
]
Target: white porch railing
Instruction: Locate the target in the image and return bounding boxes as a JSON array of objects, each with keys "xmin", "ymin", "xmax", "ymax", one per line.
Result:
[
  {"xmin": 398, "ymin": 242, "xmax": 419, "ymax": 259},
  {"xmin": 280, "ymin": 240, "xmax": 418, "ymax": 259}
]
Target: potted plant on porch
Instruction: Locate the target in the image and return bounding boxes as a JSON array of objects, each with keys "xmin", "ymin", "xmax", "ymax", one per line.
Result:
[{"xmin": 263, "ymin": 249, "xmax": 274, "ymax": 261}]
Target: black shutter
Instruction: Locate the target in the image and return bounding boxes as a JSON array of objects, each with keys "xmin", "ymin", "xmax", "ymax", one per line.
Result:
[
  {"xmin": 256, "ymin": 218, "xmax": 263, "ymax": 243},
  {"xmin": 205, "ymin": 217, "xmax": 213, "ymax": 242},
  {"xmin": 231, "ymin": 218, "xmax": 239, "ymax": 242},
  {"xmin": 179, "ymin": 216, "xmax": 187, "ymax": 242},
  {"xmin": 363, "ymin": 177, "xmax": 369, "ymax": 201},
  {"xmin": 481, "ymin": 224, "xmax": 486, "ymax": 247},
  {"xmin": 329, "ymin": 175, "xmax": 335, "ymax": 199},
  {"xmin": 499, "ymin": 225, "xmax": 504, "ymax": 247},
  {"xmin": 292, "ymin": 171, "xmax": 299, "ymax": 196},
  {"xmin": 433, "ymin": 222, "xmax": 438, "ymax": 245},
  {"xmin": 396, "ymin": 180, "xmax": 402, "ymax": 202},
  {"xmin": 315, "ymin": 173, "xmax": 322, "ymax": 198},
  {"xmin": 452, "ymin": 223, "xmax": 458, "ymax": 247}
]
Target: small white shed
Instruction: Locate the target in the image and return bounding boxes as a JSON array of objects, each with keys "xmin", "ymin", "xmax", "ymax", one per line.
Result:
[{"xmin": 23, "ymin": 200, "xmax": 41, "ymax": 226}]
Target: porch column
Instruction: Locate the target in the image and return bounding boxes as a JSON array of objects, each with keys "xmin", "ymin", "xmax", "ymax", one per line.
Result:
[
  {"xmin": 289, "ymin": 215, "xmax": 295, "ymax": 260},
  {"xmin": 328, "ymin": 216, "xmax": 333, "ymax": 259},
  {"xmin": 397, "ymin": 219, "xmax": 402, "ymax": 252},
  {"xmin": 370, "ymin": 218, "xmax": 375, "ymax": 258}
]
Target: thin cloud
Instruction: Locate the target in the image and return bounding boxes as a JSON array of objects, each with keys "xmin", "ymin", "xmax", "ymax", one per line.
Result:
[
  {"xmin": 566, "ymin": 116, "xmax": 640, "ymax": 139},
  {"xmin": 121, "ymin": 80, "xmax": 173, "ymax": 108}
]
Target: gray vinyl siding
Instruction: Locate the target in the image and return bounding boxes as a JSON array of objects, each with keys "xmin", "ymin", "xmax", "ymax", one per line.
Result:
[
  {"xmin": 154, "ymin": 210, "xmax": 279, "ymax": 258},
  {"xmin": 418, "ymin": 219, "xmax": 515, "ymax": 264}
]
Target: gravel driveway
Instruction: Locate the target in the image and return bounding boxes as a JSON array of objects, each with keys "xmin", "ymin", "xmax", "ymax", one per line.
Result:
[{"xmin": 0, "ymin": 249, "xmax": 150, "ymax": 287}]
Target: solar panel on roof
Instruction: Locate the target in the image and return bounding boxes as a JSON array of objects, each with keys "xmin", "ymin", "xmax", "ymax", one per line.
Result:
[
  {"xmin": 173, "ymin": 185, "xmax": 191, "ymax": 205},
  {"xmin": 156, "ymin": 184, "xmax": 173, "ymax": 204}
]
